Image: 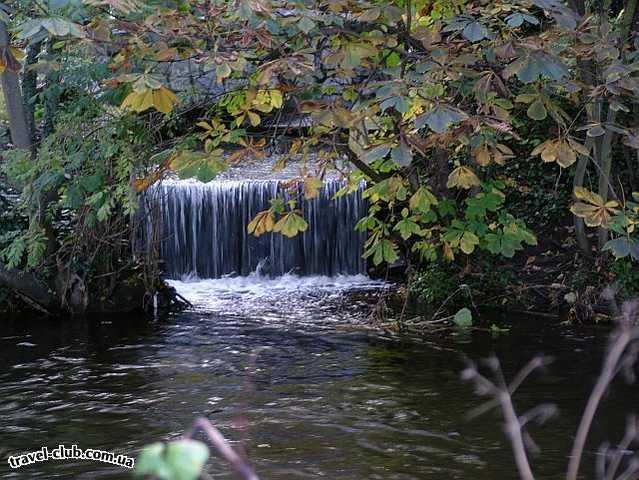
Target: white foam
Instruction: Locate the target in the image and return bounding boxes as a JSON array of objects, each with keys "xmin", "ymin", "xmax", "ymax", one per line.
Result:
[{"xmin": 168, "ymin": 273, "xmax": 389, "ymax": 325}]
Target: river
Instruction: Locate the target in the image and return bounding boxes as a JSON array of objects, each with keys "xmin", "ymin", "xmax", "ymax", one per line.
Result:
[{"xmin": 1, "ymin": 275, "xmax": 637, "ymax": 479}]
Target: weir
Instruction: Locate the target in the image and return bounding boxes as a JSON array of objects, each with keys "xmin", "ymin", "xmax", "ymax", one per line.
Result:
[{"xmin": 149, "ymin": 179, "xmax": 367, "ymax": 279}]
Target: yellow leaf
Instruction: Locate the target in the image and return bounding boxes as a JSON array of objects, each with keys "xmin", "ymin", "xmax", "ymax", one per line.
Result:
[
  {"xmin": 131, "ymin": 170, "xmax": 163, "ymax": 192},
  {"xmin": 540, "ymin": 141, "xmax": 558, "ymax": 163},
  {"xmin": 273, "ymin": 212, "xmax": 309, "ymax": 238},
  {"xmin": 196, "ymin": 121, "xmax": 212, "ymax": 131},
  {"xmin": 247, "ymin": 111, "xmax": 261, "ymax": 126},
  {"xmin": 496, "ymin": 143, "xmax": 514, "ymax": 155},
  {"xmin": 443, "ymin": 241, "xmax": 455, "ymax": 261},
  {"xmin": 574, "ymin": 186, "xmax": 602, "ymax": 204},
  {"xmin": 556, "ymin": 142, "xmax": 577, "ymax": 168},
  {"xmin": 570, "ymin": 187, "xmax": 619, "ymax": 227},
  {"xmin": 0, "ymin": 45, "xmax": 23, "ymax": 73},
  {"xmin": 474, "ymin": 145, "xmax": 491, "ymax": 167},
  {"xmin": 567, "ymin": 138, "xmax": 590, "ymax": 156},
  {"xmin": 447, "ymin": 166, "xmax": 481, "ymax": 190},
  {"xmin": 136, "ymin": 88, "xmax": 155, "ymax": 111},
  {"xmin": 570, "ymin": 202, "xmax": 612, "ymax": 227},
  {"xmin": 155, "ymin": 47, "xmax": 177, "ymax": 61},
  {"xmin": 152, "ymin": 86, "xmax": 178, "ymax": 114},
  {"xmin": 122, "ymin": 87, "xmax": 167, "ymax": 113},
  {"xmin": 531, "ymin": 140, "xmax": 552, "ymax": 157},
  {"xmin": 303, "ymin": 176, "xmax": 323, "ymax": 200},
  {"xmin": 270, "ymin": 89, "xmax": 283, "ymax": 109},
  {"xmin": 492, "ymin": 148, "xmax": 505, "ymax": 165},
  {"xmin": 247, "ymin": 210, "xmax": 274, "ymax": 237},
  {"xmin": 10, "ymin": 47, "xmax": 25, "ymax": 61}
]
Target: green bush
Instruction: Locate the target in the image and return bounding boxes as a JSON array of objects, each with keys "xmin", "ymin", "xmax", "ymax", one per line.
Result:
[
  {"xmin": 610, "ymin": 259, "xmax": 639, "ymax": 298},
  {"xmin": 408, "ymin": 263, "xmax": 458, "ymax": 306}
]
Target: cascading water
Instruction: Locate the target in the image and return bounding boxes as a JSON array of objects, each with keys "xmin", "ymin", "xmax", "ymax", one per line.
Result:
[{"xmin": 148, "ymin": 179, "xmax": 368, "ymax": 279}]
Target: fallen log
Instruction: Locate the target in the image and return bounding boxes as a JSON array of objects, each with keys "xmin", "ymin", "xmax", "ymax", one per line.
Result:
[{"xmin": 0, "ymin": 263, "xmax": 58, "ymax": 314}]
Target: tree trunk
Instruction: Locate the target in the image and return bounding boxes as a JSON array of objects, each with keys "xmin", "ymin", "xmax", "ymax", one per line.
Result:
[
  {"xmin": 430, "ymin": 148, "xmax": 450, "ymax": 198},
  {"xmin": 573, "ymin": 52, "xmax": 599, "ymax": 256},
  {"xmin": 21, "ymin": 40, "xmax": 42, "ymax": 147},
  {"xmin": 573, "ymin": 136, "xmax": 595, "ymax": 256},
  {"xmin": 0, "ymin": 20, "xmax": 31, "ymax": 151},
  {"xmin": 597, "ymin": 107, "xmax": 616, "ymax": 249},
  {"xmin": 42, "ymin": 41, "xmax": 60, "ymax": 138},
  {"xmin": 596, "ymin": 0, "xmax": 637, "ymax": 249}
]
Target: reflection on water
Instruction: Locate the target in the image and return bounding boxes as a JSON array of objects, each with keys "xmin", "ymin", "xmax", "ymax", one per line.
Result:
[{"xmin": 0, "ymin": 276, "xmax": 637, "ymax": 479}]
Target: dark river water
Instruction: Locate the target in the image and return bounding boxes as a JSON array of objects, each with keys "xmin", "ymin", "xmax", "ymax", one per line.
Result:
[{"xmin": 0, "ymin": 275, "xmax": 637, "ymax": 479}]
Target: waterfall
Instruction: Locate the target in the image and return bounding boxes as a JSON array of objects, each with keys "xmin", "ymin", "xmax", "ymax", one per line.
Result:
[{"xmin": 148, "ymin": 179, "xmax": 367, "ymax": 279}]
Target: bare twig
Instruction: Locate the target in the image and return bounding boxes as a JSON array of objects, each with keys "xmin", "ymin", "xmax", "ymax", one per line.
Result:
[
  {"xmin": 184, "ymin": 417, "xmax": 260, "ymax": 480},
  {"xmin": 567, "ymin": 301, "xmax": 639, "ymax": 480},
  {"xmin": 462, "ymin": 356, "xmax": 552, "ymax": 480},
  {"xmin": 465, "ymin": 300, "xmax": 639, "ymax": 480},
  {"xmin": 601, "ymin": 415, "xmax": 639, "ymax": 480}
]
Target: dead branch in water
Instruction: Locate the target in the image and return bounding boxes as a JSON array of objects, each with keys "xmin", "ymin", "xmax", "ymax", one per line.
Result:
[
  {"xmin": 462, "ymin": 356, "xmax": 556, "ymax": 480},
  {"xmin": 463, "ymin": 299, "xmax": 639, "ymax": 480},
  {"xmin": 567, "ymin": 300, "xmax": 639, "ymax": 480},
  {"xmin": 184, "ymin": 417, "xmax": 260, "ymax": 480}
]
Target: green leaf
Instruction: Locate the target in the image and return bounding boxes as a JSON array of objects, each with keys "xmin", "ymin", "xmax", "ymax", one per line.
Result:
[
  {"xmin": 298, "ymin": 16, "xmax": 316, "ymax": 34},
  {"xmin": 506, "ymin": 13, "xmax": 539, "ymax": 27},
  {"xmin": 484, "ymin": 233, "xmax": 502, "ymax": 254},
  {"xmin": 164, "ymin": 440, "xmax": 209, "ymax": 480},
  {"xmin": 527, "ymin": 101, "xmax": 547, "ymax": 121},
  {"xmin": 365, "ymin": 239, "xmax": 399, "ymax": 265},
  {"xmin": 386, "ymin": 51, "xmax": 401, "ymax": 68},
  {"xmin": 460, "ymin": 231, "xmax": 479, "ymax": 254},
  {"xmin": 409, "ymin": 187, "xmax": 438, "ymax": 213},
  {"xmin": 380, "ymin": 95, "xmax": 410, "ymax": 114},
  {"xmin": 603, "ymin": 238, "xmax": 639, "ymax": 260},
  {"xmin": 391, "ymin": 143, "xmax": 413, "ymax": 167},
  {"xmin": 490, "ymin": 324, "xmax": 510, "ymax": 334},
  {"xmin": 2, "ymin": 236, "xmax": 26, "ymax": 269},
  {"xmin": 532, "ymin": 0, "xmax": 579, "ymax": 29},
  {"xmin": 97, "ymin": 200, "xmax": 112, "ymax": 222},
  {"xmin": 462, "ymin": 20, "xmax": 489, "ymax": 42},
  {"xmin": 135, "ymin": 443, "xmax": 170, "ymax": 479},
  {"xmin": 135, "ymin": 440, "xmax": 209, "ymax": 480},
  {"xmin": 510, "ymin": 53, "xmax": 569, "ymax": 83},
  {"xmin": 273, "ymin": 212, "xmax": 309, "ymax": 238},
  {"xmin": 17, "ymin": 19, "xmax": 44, "ymax": 39},
  {"xmin": 363, "ymin": 144, "xmax": 391, "ymax": 164},
  {"xmin": 216, "ymin": 63, "xmax": 232, "ymax": 83},
  {"xmin": 587, "ymin": 125, "xmax": 606, "ymax": 137},
  {"xmin": 465, "ymin": 192, "xmax": 504, "ymax": 220},
  {"xmin": 500, "ymin": 234, "xmax": 520, "ymax": 258},
  {"xmin": 343, "ymin": 44, "xmax": 374, "ymax": 70},
  {"xmin": 438, "ymin": 199, "xmax": 457, "ymax": 217},
  {"xmin": 394, "ymin": 218, "xmax": 421, "ymax": 240},
  {"xmin": 453, "ymin": 308, "xmax": 473, "ymax": 328},
  {"xmin": 42, "ymin": 17, "xmax": 70, "ymax": 36},
  {"xmin": 415, "ymin": 106, "xmax": 468, "ymax": 133}
]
